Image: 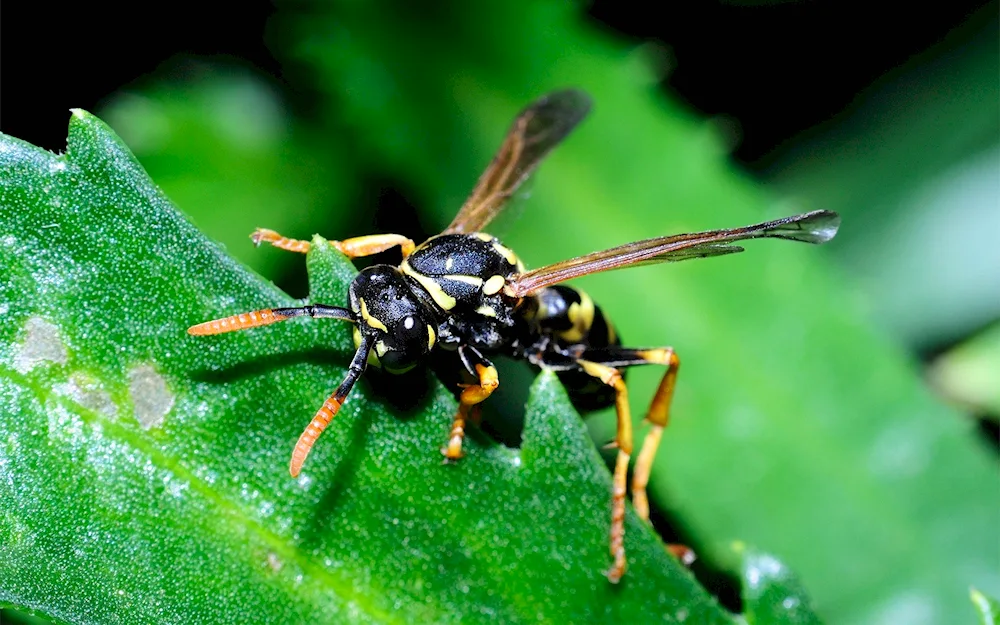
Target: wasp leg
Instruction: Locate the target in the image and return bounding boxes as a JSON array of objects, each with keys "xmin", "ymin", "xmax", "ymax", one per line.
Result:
[
  {"xmin": 579, "ymin": 346, "xmax": 693, "ymax": 568},
  {"xmin": 632, "ymin": 349, "xmax": 696, "ymax": 567},
  {"xmin": 629, "ymin": 348, "xmax": 679, "ymax": 522},
  {"xmin": 576, "ymin": 359, "xmax": 632, "ymax": 583},
  {"xmin": 467, "ymin": 404, "xmax": 484, "ymax": 428},
  {"xmin": 251, "ymin": 228, "xmax": 415, "ymax": 258},
  {"xmin": 442, "ymin": 347, "xmax": 498, "ymax": 462},
  {"xmin": 250, "ymin": 228, "xmax": 311, "ymax": 253}
]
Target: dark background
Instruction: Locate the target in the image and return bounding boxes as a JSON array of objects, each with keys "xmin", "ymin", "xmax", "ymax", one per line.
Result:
[{"xmin": 4, "ymin": 1, "xmax": 993, "ymax": 162}]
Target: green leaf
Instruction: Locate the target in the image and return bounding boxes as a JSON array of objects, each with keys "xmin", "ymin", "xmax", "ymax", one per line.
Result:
[
  {"xmin": 270, "ymin": 1, "xmax": 1000, "ymax": 622},
  {"xmin": 971, "ymin": 587, "xmax": 1000, "ymax": 625},
  {"xmin": 735, "ymin": 543, "xmax": 823, "ymax": 625},
  {"xmin": 0, "ymin": 113, "xmax": 735, "ymax": 622}
]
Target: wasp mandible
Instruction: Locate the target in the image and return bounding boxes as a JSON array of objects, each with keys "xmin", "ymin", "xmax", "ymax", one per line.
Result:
[{"xmin": 189, "ymin": 90, "xmax": 840, "ymax": 582}]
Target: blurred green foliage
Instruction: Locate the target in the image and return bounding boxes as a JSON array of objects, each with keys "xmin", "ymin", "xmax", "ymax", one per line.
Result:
[
  {"xmin": 769, "ymin": 14, "xmax": 1000, "ymax": 349},
  {"xmin": 737, "ymin": 543, "xmax": 823, "ymax": 625},
  {"xmin": 100, "ymin": 61, "xmax": 357, "ymax": 280},
  {"xmin": 2, "ymin": 0, "xmax": 997, "ymax": 623},
  {"xmin": 929, "ymin": 322, "xmax": 1000, "ymax": 415}
]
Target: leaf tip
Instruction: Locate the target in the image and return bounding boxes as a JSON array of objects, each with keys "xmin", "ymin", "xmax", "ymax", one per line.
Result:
[
  {"xmin": 970, "ymin": 586, "xmax": 1000, "ymax": 624},
  {"xmin": 533, "ymin": 367, "xmax": 560, "ymax": 388},
  {"xmin": 309, "ymin": 234, "xmax": 333, "ymax": 253}
]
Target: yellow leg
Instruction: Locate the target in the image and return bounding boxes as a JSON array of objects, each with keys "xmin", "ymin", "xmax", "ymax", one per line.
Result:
[
  {"xmin": 251, "ymin": 228, "xmax": 311, "ymax": 253},
  {"xmin": 630, "ymin": 348, "xmax": 680, "ymax": 522},
  {"xmin": 442, "ymin": 363, "xmax": 498, "ymax": 461},
  {"xmin": 251, "ymin": 228, "xmax": 415, "ymax": 258},
  {"xmin": 578, "ymin": 359, "xmax": 632, "ymax": 584},
  {"xmin": 625, "ymin": 348, "xmax": 694, "ymax": 566}
]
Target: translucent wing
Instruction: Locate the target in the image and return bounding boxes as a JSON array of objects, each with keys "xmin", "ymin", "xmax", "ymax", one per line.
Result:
[
  {"xmin": 509, "ymin": 210, "xmax": 840, "ymax": 297},
  {"xmin": 443, "ymin": 89, "xmax": 592, "ymax": 235}
]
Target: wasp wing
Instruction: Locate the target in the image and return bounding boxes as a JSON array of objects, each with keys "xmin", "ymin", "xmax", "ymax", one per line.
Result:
[
  {"xmin": 443, "ymin": 89, "xmax": 592, "ymax": 235},
  {"xmin": 509, "ymin": 210, "xmax": 840, "ymax": 297}
]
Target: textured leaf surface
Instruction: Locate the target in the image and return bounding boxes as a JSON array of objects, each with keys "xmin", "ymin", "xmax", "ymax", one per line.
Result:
[{"xmin": 0, "ymin": 113, "xmax": 740, "ymax": 623}]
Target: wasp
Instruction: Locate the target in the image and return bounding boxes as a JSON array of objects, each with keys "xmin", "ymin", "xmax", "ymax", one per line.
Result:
[{"xmin": 188, "ymin": 89, "xmax": 839, "ymax": 582}]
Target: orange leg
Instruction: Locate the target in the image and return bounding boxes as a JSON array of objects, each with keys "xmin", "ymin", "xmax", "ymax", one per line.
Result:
[
  {"xmin": 467, "ymin": 404, "xmax": 484, "ymax": 428},
  {"xmin": 251, "ymin": 228, "xmax": 415, "ymax": 258},
  {"xmin": 630, "ymin": 348, "xmax": 695, "ymax": 566},
  {"xmin": 578, "ymin": 359, "xmax": 632, "ymax": 583},
  {"xmin": 630, "ymin": 348, "xmax": 680, "ymax": 522},
  {"xmin": 442, "ymin": 363, "xmax": 499, "ymax": 461}
]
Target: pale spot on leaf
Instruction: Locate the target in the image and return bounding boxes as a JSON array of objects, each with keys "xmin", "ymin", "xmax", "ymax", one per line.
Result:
[
  {"xmin": 14, "ymin": 317, "xmax": 68, "ymax": 373},
  {"xmin": 128, "ymin": 364, "xmax": 174, "ymax": 429}
]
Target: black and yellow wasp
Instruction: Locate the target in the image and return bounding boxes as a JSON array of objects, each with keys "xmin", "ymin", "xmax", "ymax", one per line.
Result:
[{"xmin": 189, "ymin": 89, "xmax": 840, "ymax": 582}]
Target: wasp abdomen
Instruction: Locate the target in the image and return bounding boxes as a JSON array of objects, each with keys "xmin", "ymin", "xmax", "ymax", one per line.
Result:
[
  {"xmin": 532, "ymin": 285, "xmax": 618, "ymax": 349},
  {"xmin": 529, "ymin": 285, "xmax": 621, "ymax": 412}
]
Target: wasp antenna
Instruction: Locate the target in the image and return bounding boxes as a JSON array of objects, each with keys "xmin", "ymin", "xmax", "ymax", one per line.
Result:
[
  {"xmin": 187, "ymin": 308, "xmax": 286, "ymax": 335},
  {"xmin": 289, "ymin": 335, "xmax": 373, "ymax": 477},
  {"xmin": 187, "ymin": 304, "xmax": 355, "ymax": 336}
]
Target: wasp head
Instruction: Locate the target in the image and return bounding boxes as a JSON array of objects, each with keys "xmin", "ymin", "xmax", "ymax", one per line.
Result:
[{"xmin": 349, "ymin": 265, "xmax": 438, "ymax": 373}]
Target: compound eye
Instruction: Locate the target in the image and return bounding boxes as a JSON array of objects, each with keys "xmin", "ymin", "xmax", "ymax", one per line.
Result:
[
  {"xmin": 396, "ymin": 315, "xmax": 426, "ymax": 346},
  {"xmin": 394, "ymin": 313, "xmax": 434, "ymax": 352}
]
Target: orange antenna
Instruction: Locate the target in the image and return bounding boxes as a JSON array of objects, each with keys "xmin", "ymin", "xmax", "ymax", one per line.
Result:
[{"xmin": 187, "ymin": 305, "xmax": 354, "ymax": 336}]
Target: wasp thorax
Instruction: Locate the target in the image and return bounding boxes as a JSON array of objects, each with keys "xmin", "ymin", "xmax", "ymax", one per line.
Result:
[
  {"xmin": 349, "ymin": 265, "xmax": 438, "ymax": 373},
  {"xmin": 398, "ymin": 233, "xmax": 523, "ymax": 350}
]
